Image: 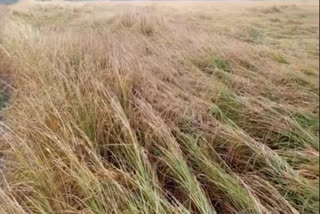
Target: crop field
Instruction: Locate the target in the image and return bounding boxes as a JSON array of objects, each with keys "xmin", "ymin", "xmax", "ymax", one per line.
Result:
[{"xmin": 0, "ymin": 1, "xmax": 319, "ymax": 213}]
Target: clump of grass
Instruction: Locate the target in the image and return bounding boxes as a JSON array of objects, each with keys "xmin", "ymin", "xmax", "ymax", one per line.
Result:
[
  {"xmin": 262, "ymin": 6, "xmax": 282, "ymax": 14},
  {"xmin": 248, "ymin": 26, "xmax": 264, "ymax": 44},
  {"xmin": 238, "ymin": 25, "xmax": 264, "ymax": 44},
  {"xmin": 0, "ymin": 49, "xmax": 12, "ymax": 111},
  {"xmin": 213, "ymin": 57, "xmax": 232, "ymax": 73},
  {"xmin": 192, "ymin": 55, "xmax": 232, "ymax": 75},
  {"xmin": 176, "ymin": 133, "xmax": 263, "ymax": 213},
  {"xmin": 117, "ymin": 9, "xmax": 164, "ymax": 36},
  {"xmin": 11, "ymin": 10, "xmax": 33, "ymax": 20},
  {"xmin": 270, "ymin": 18, "xmax": 281, "ymax": 23},
  {"xmin": 0, "ymin": 88, "xmax": 9, "ymax": 111},
  {"xmin": 215, "ymin": 89, "xmax": 245, "ymax": 122},
  {"xmin": 293, "ymin": 112, "xmax": 319, "ymax": 136},
  {"xmin": 269, "ymin": 49, "xmax": 289, "ymax": 64}
]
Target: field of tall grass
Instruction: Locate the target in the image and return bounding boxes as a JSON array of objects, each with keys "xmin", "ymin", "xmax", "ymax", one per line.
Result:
[{"xmin": 0, "ymin": 1, "xmax": 319, "ymax": 213}]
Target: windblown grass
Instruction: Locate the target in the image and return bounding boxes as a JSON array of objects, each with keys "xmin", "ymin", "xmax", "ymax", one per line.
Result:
[{"xmin": 0, "ymin": 1, "xmax": 319, "ymax": 214}]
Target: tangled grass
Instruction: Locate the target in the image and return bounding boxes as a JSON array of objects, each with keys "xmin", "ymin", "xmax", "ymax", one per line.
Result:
[{"xmin": 0, "ymin": 1, "xmax": 319, "ymax": 214}]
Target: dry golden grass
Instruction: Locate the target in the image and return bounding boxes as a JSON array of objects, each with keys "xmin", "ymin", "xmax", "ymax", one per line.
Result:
[{"xmin": 0, "ymin": 1, "xmax": 319, "ymax": 213}]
